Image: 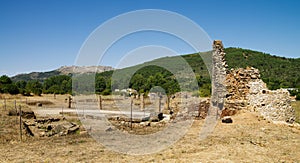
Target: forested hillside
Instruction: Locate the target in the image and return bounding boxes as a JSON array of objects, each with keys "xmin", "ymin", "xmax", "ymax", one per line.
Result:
[
  {"xmin": 1, "ymin": 48, "xmax": 299, "ymax": 97},
  {"xmin": 225, "ymin": 48, "xmax": 300, "ymax": 90}
]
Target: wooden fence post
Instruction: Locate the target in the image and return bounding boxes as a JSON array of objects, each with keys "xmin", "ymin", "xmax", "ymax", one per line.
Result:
[
  {"xmin": 15, "ymin": 100, "xmax": 17, "ymax": 124},
  {"xmin": 130, "ymin": 97, "xmax": 133, "ymax": 130},
  {"xmin": 140, "ymin": 93, "xmax": 144, "ymax": 110},
  {"xmin": 19, "ymin": 105, "xmax": 22, "ymax": 142},
  {"xmin": 158, "ymin": 95, "xmax": 162, "ymax": 112},
  {"xmin": 99, "ymin": 95, "xmax": 102, "ymax": 110},
  {"xmin": 4, "ymin": 98, "xmax": 6, "ymax": 110},
  {"xmin": 68, "ymin": 96, "xmax": 72, "ymax": 108}
]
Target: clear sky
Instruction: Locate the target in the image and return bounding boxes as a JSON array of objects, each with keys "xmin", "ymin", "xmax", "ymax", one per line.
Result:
[{"xmin": 0, "ymin": 0, "xmax": 299, "ymax": 76}]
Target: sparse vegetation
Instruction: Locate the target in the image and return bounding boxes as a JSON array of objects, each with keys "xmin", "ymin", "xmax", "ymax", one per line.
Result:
[{"xmin": 292, "ymin": 101, "xmax": 300, "ymax": 123}]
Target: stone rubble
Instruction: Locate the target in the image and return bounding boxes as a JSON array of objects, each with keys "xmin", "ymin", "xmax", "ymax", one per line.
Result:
[{"xmin": 23, "ymin": 117, "xmax": 80, "ymax": 137}]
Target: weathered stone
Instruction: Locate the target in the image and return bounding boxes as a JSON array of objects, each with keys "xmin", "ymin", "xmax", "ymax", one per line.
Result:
[
  {"xmin": 22, "ymin": 111, "xmax": 36, "ymax": 119},
  {"xmin": 105, "ymin": 127, "xmax": 114, "ymax": 132},
  {"xmin": 213, "ymin": 41, "xmax": 295, "ymax": 124},
  {"xmin": 149, "ymin": 112, "xmax": 164, "ymax": 122},
  {"xmin": 198, "ymin": 99, "xmax": 210, "ymax": 119},
  {"xmin": 222, "ymin": 116, "xmax": 233, "ymax": 123},
  {"xmin": 35, "ymin": 117, "xmax": 60, "ymax": 124},
  {"xmin": 140, "ymin": 121, "xmax": 150, "ymax": 127},
  {"xmin": 223, "ymin": 66, "xmax": 295, "ymax": 123},
  {"xmin": 248, "ymin": 86, "xmax": 295, "ymax": 123}
]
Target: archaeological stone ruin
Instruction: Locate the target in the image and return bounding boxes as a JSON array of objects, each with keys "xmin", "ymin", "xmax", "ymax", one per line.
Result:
[{"xmin": 213, "ymin": 40, "xmax": 296, "ymax": 123}]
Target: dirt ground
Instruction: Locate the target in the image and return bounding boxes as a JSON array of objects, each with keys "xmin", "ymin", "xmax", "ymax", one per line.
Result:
[{"xmin": 0, "ymin": 94, "xmax": 300, "ymax": 162}]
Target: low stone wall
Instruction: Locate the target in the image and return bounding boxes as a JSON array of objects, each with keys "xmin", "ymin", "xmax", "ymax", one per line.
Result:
[
  {"xmin": 248, "ymin": 81, "xmax": 295, "ymax": 123},
  {"xmin": 223, "ymin": 67, "xmax": 295, "ymax": 123}
]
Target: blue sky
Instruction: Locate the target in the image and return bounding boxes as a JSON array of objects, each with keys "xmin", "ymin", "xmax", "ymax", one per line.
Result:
[{"xmin": 0, "ymin": 0, "xmax": 299, "ymax": 76}]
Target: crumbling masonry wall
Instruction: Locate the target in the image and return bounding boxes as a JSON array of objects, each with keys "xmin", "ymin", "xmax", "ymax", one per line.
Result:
[
  {"xmin": 247, "ymin": 79, "xmax": 295, "ymax": 123},
  {"xmin": 213, "ymin": 41, "xmax": 295, "ymax": 123},
  {"xmin": 211, "ymin": 40, "xmax": 227, "ymax": 116}
]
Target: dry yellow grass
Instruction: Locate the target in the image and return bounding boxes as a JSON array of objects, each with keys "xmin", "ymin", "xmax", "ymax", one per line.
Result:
[
  {"xmin": 292, "ymin": 100, "xmax": 300, "ymax": 123},
  {"xmin": 0, "ymin": 94, "xmax": 300, "ymax": 162}
]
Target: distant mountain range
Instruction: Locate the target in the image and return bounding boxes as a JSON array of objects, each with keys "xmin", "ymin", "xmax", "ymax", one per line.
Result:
[{"xmin": 11, "ymin": 65, "xmax": 114, "ymax": 82}]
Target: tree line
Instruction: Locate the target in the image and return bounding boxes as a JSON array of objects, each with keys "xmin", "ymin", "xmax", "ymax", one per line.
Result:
[
  {"xmin": 0, "ymin": 66, "xmax": 211, "ymax": 98},
  {"xmin": 1, "ymin": 47, "xmax": 299, "ymax": 99},
  {"xmin": 0, "ymin": 75, "xmax": 71, "ymax": 96}
]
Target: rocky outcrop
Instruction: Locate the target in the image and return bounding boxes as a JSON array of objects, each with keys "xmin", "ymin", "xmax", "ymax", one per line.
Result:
[{"xmin": 58, "ymin": 65, "xmax": 114, "ymax": 75}]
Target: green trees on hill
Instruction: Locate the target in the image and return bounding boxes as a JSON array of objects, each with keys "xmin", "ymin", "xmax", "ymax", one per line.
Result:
[
  {"xmin": 26, "ymin": 80, "xmax": 43, "ymax": 96},
  {"xmin": 129, "ymin": 70, "xmax": 180, "ymax": 96},
  {"xmin": 0, "ymin": 75, "xmax": 71, "ymax": 96},
  {"xmin": 1, "ymin": 47, "xmax": 299, "ymax": 98},
  {"xmin": 0, "ymin": 75, "xmax": 19, "ymax": 94},
  {"xmin": 43, "ymin": 75, "xmax": 71, "ymax": 94},
  {"xmin": 224, "ymin": 48, "xmax": 300, "ymax": 90}
]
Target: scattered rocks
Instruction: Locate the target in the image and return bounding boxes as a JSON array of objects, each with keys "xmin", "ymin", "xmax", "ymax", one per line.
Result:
[
  {"xmin": 22, "ymin": 117, "xmax": 80, "ymax": 137},
  {"xmin": 222, "ymin": 116, "xmax": 233, "ymax": 123},
  {"xmin": 35, "ymin": 117, "xmax": 60, "ymax": 124},
  {"xmin": 140, "ymin": 121, "xmax": 150, "ymax": 127},
  {"xmin": 149, "ymin": 112, "xmax": 164, "ymax": 122},
  {"xmin": 22, "ymin": 111, "xmax": 36, "ymax": 119},
  {"xmin": 105, "ymin": 127, "xmax": 114, "ymax": 132},
  {"xmin": 198, "ymin": 99, "xmax": 210, "ymax": 119}
]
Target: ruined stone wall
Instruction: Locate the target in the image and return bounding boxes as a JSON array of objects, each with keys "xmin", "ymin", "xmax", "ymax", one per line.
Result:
[
  {"xmin": 247, "ymin": 80, "xmax": 295, "ymax": 123},
  {"xmin": 211, "ymin": 40, "xmax": 227, "ymax": 115},
  {"xmin": 223, "ymin": 67, "xmax": 260, "ymax": 114},
  {"xmin": 222, "ymin": 65, "xmax": 295, "ymax": 123},
  {"xmin": 212, "ymin": 41, "xmax": 296, "ymax": 123}
]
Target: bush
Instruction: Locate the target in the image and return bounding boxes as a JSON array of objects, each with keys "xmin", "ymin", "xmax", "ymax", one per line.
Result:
[
  {"xmin": 296, "ymin": 92, "xmax": 300, "ymax": 101},
  {"xmin": 199, "ymin": 89, "xmax": 211, "ymax": 97},
  {"xmin": 102, "ymin": 89, "xmax": 111, "ymax": 95}
]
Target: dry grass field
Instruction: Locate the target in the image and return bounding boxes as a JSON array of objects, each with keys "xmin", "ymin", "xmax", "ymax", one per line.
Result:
[
  {"xmin": 292, "ymin": 101, "xmax": 300, "ymax": 123},
  {"xmin": 0, "ymin": 94, "xmax": 300, "ymax": 162}
]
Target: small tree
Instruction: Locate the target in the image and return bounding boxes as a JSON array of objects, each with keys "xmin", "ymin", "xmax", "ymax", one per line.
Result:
[
  {"xmin": 26, "ymin": 80, "xmax": 43, "ymax": 96},
  {"xmin": 296, "ymin": 92, "xmax": 300, "ymax": 101}
]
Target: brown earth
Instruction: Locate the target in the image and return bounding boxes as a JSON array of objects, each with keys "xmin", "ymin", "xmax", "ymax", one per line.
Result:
[{"xmin": 0, "ymin": 94, "xmax": 300, "ymax": 162}]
